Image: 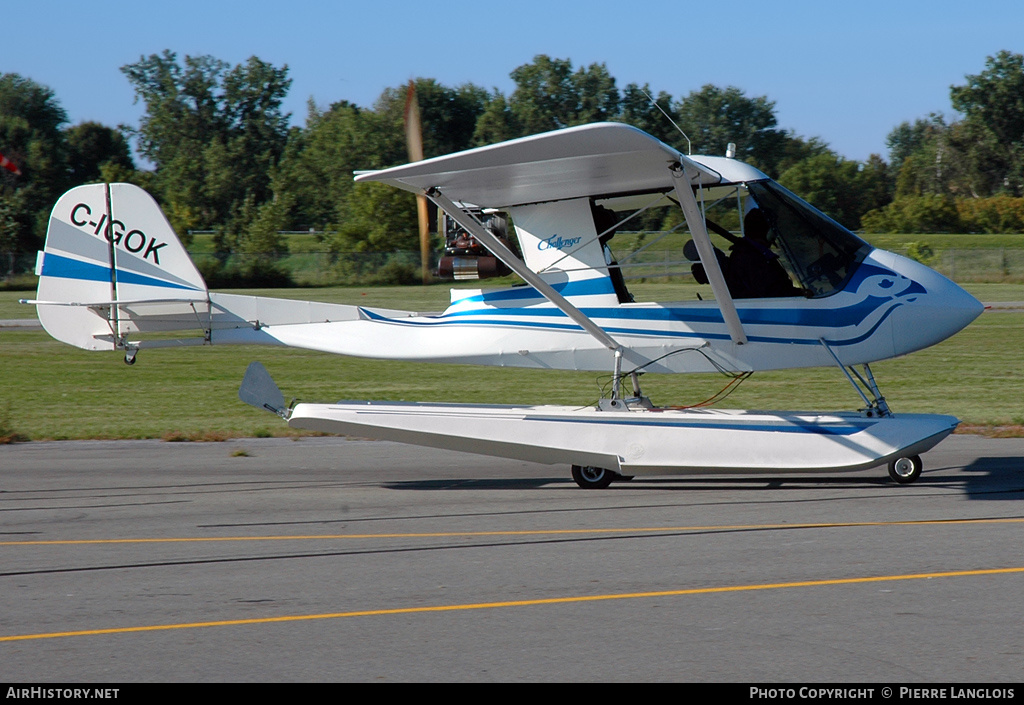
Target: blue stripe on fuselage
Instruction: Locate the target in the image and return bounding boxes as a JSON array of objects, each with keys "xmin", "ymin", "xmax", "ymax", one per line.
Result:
[
  {"xmin": 359, "ymin": 298, "xmax": 906, "ymax": 347},
  {"xmin": 442, "ymin": 296, "xmax": 894, "ymax": 328},
  {"xmin": 450, "ymin": 277, "xmax": 616, "ymax": 306}
]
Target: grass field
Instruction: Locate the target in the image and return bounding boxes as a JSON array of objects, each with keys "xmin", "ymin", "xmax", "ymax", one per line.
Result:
[{"xmin": 2, "ymin": 282, "xmax": 1021, "ymax": 441}]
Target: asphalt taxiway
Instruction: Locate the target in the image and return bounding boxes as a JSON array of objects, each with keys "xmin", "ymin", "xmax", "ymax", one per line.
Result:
[{"xmin": 1, "ymin": 434, "xmax": 1022, "ymax": 682}]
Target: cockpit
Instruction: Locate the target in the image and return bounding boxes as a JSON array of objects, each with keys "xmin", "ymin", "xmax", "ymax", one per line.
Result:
[
  {"xmin": 595, "ymin": 176, "xmax": 872, "ymax": 301},
  {"xmin": 744, "ymin": 180, "xmax": 871, "ymax": 297}
]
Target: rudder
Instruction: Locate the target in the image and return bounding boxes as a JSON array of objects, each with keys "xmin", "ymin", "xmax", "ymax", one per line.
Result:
[{"xmin": 30, "ymin": 183, "xmax": 209, "ymax": 351}]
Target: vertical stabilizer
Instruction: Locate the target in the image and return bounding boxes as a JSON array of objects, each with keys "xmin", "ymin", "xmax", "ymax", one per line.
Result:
[
  {"xmin": 32, "ymin": 183, "xmax": 209, "ymax": 351},
  {"xmin": 508, "ymin": 198, "xmax": 621, "ymax": 304}
]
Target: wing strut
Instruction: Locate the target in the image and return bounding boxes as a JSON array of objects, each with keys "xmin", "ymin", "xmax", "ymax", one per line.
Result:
[
  {"xmin": 670, "ymin": 163, "xmax": 748, "ymax": 345},
  {"xmin": 424, "ymin": 187, "xmax": 629, "ymax": 396}
]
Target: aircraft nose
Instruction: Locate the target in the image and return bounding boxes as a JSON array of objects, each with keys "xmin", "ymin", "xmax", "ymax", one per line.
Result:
[{"xmin": 881, "ymin": 252, "xmax": 984, "ymax": 356}]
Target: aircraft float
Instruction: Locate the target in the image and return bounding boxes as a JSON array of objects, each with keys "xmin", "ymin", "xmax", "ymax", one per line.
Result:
[{"xmin": 23, "ymin": 123, "xmax": 983, "ymax": 487}]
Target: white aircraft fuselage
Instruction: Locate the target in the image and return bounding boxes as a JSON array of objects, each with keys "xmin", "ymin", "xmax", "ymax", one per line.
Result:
[{"xmin": 25, "ymin": 123, "xmax": 984, "ymax": 484}]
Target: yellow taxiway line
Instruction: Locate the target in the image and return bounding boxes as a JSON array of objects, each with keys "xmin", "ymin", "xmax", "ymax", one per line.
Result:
[
  {"xmin": 4, "ymin": 517, "xmax": 1020, "ymax": 642},
  {"xmin": 2, "ymin": 515, "xmax": 1023, "ymax": 547},
  {"xmin": 3, "ymin": 566, "xmax": 1022, "ymax": 643}
]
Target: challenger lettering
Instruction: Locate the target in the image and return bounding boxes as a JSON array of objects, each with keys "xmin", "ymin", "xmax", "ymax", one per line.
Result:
[{"xmin": 537, "ymin": 234, "xmax": 581, "ymax": 251}]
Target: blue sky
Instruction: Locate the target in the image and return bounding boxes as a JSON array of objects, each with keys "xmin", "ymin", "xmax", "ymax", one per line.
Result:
[{"xmin": 5, "ymin": 0, "xmax": 1023, "ymax": 163}]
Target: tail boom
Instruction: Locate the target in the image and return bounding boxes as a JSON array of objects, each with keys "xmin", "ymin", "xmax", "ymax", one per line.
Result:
[{"xmin": 26, "ymin": 183, "xmax": 380, "ymax": 356}]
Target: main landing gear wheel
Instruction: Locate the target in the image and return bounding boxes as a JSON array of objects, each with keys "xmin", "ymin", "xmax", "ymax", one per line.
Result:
[
  {"xmin": 571, "ymin": 465, "xmax": 617, "ymax": 489},
  {"xmin": 888, "ymin": 455, "xmax": 923, "ymax": 484}
]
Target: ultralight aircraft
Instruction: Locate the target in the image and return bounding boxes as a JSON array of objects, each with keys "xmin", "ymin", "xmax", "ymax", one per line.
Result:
[{"xmin": 23, "ymin": 123, "xmax": 984, "ymax": 487}]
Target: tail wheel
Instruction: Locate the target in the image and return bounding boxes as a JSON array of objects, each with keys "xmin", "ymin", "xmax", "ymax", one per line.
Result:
[
  {"xmin": 571, "ymin": 465, "xmax": 616, "ymax": 489},
  {"xmin": 888, "ymin": 455, "xmax": 923, "ymax": 484}
]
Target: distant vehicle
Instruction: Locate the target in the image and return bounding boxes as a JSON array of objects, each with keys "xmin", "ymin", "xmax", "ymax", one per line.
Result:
[{"xmin": 25, "ymin": 123, "xmax": 982, "ymax": 487}]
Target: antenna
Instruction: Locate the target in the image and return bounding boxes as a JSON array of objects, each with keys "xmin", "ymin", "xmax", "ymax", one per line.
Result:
[{"xmin": 640, "ymin": 88, "xmax": 691, "ymax": 155}]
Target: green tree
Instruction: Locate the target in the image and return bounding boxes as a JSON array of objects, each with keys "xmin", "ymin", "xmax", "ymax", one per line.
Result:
[
  {"xmin": 950, "ymin": 51, "xmax": 1024, "ymax": 156},
  {"xmin": 572, "ymin": 62, "xmax": 620, "ymax": 124},
  {"xmin": 956, "ymin": 194, "xmax": 1024, "ymax": 233},
  {"xmin": 886, "ymin": 115, "xmax": 944, "ymax": 174},
  {"xmin": 950, "ymin": 50, "xmax": 1024, "ymax": 196},
  {"xmin": 0, "ymin": 73, "xmax": 71, "ymax": 252},
  {"xmin": 472, "ymin": 91, "xmax": 519, "ymax": 146},
  {"xmin": 859, "ymin": 153, "xmax": 895, "ymax": 213},
  {"xmin": 271, "ymin": 99, "xmax": 405, "ymax": 233},
  {"xmin": 890, "ymin": 53, "xmax": 1024, "ymax": 200},
  {"xmin": 329, "ymin": 181, "xmax": 420, "ymax": 284},
  {"xmin": 228, "ymin": 193, "xmax": 294, "ymax": 286},
  {"xmin": 942, "ymin": 118, "xmax": 1007, "ymax": 198},
  {"xmin": 121, "ymin": 51, "xmax": 291, "ymax": 239},
  {"xmin": 375, "ymin": 79, "xmax": 489, "ymax": 158},
  {"xmin": 861, "ymin": 194, "xmax": 961, "ymax": 233},
  {"xmin": 332, "ymin": 181, "xmax": 418, "ymax": 253},
  {"xmin": 508, "ymin": 55, "xmax": 577, "ymax": 134},
  {"xmin": 65, "ymin": 121, "xmax": 135, "ymax": 184},
  {"xmin": 217, "ymin": 56, "xmax": 293, "ymax": 203},
  {"xmin": 779, "ymin": 152, "xmax": 871, "ymax": 229},
  {"xmin": 618, "ymin": 83, "xmax": 681, "ymax": 147},
  {"xmin": 673, "ymin": 85, "xmax": 789, "ymax": 175},
  {"xmin": 887, "ymin": 115, "xmax": 967, "ymax": 198},
  {"xmin": 0, "ymin": 195, "xmax": 21, "ymax": 276},
  {"xmin": 507, "ymin": 56, "xmax": 619, "ymax": 135}
]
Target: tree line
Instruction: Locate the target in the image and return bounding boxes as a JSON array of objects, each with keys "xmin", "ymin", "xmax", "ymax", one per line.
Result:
[{"xmin": 2, "ymin": 51, "xmax": 1023, "ymax": 283}]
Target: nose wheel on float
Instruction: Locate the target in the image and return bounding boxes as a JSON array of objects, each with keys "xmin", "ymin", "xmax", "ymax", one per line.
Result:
[
  {"xmin": 888, "ymin": 455, "xmax": 923, "ymax": 484},
  {"xmin": 571, "ymin": 465, "xmax": 632, "ymax": 489},
  {"xmin": 571, "ymin": 465, "xmax": 615, "ymax": 489}
]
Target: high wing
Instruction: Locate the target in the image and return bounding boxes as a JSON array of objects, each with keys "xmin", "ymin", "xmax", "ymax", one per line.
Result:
[
  {"xmin": 357, "ymin": 123, "xmax": 759, "ymax": 351},
  {"xmin": 355, "ymin": 122, "xmax": 746, "ymax": 207}
]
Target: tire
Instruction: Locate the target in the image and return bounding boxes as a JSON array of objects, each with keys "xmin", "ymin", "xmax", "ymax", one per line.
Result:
[
  {"xmin": 571, "ymin": 464, "xmax": 616, "ymax": 489},
  {"xmin": 888, "ymin": 455, "xmax": 922, "ymax": 484}
]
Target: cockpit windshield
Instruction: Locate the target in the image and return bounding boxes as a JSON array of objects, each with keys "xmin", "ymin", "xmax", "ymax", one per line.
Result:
[
  {"xmin": 744, "ymin": 180, "xmax": 871, "ymax": 297},
  {"xmin": 595, "ymin": 177, "xmax": 871, "ymax": 301}
]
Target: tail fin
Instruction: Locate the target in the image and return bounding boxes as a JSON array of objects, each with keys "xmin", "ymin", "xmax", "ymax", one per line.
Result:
[{"xmin": 29, "ymin": 183, "xmax": 210, "ymax": 352}]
